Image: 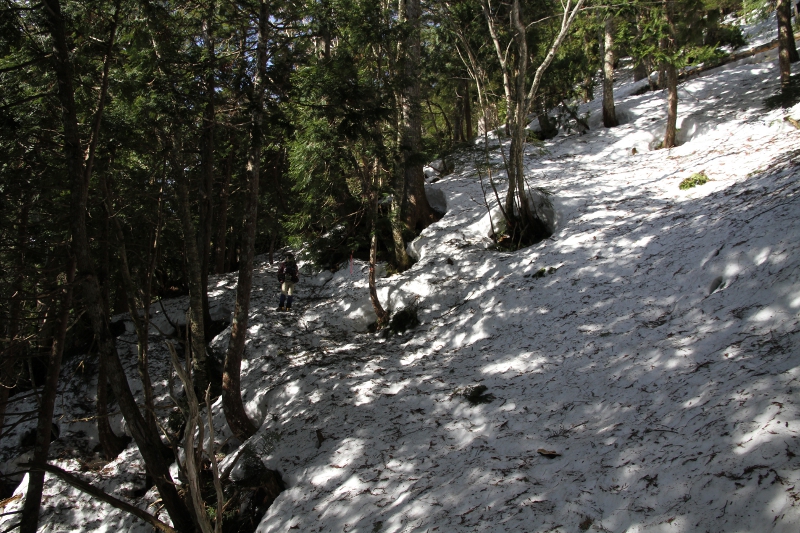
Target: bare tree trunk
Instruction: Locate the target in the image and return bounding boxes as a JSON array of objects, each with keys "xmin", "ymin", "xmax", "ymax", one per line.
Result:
[
  {"xmin": 778, "ymin": 0, "xmax": 796, "ymax": 88},
  {"xmin": 633, "ymin": 12, "xmax": 649, "ymax": 83},
  {"xmin": 602, "ymin": 16, "xmax": 619, "ymax": 128},
  {"xmin": 510, "ymin": 0, "xmax": 534, "ymax": 226},
  {"xmin": 223, "ymin": 0, "xmax": 269, "ymax": 442},
  {"xmin": 96, "ymin": 335, "xmax": 129, "ymax": 459},
  {"xmin": 173, "ymin": 139, "xmax": 210, "ymax": 395},
  {"xmin": 99, "ymin": 170, "xmax": 156, "ymax": 452},
  {"xmin": 537, "ymin": 99, "xmax": 557, "ymax": 139},
  {"xmin": 778, "ymin": 0, "xmax": 799, "ymax": 65},
  {"xmin": 167, "ymin": 344, "xmax": 215, "ymax": 533},
  {"xmin": 199, "ymin": 9, "xmax": 217, "ymax": 338},
  {"xmin": 483, "ymin": 0, "xmax": 585, "ymax": 240},
  {"xmin": 19, "ymin": 259, "xmax": 74, "ymax": 533},
  {"xmin": 452, "ymin": 89, "xmax": 464, "ymax": 142},
  {"xmin": 214, "ymin": 149, "xmax": 233, "ymax": 274},
  {"xmin": 400, "ymin": 0, "xmax": 437, "ymax": 232},
  {"xmin": 36, "ymin": 2, "xmax": 194, "ymax": 529},
  {"xmin": 633, "ymin": 61, "xmax": 648, "ymax": 82},
  {"xmin": 369, "ymin": 232, "xmax": 388, "ymax": 327},
  {"xmin": 481, "ymin": 0, "xmax": 517, "ymax": 216},
  {"xmin": 704, "ymin": 8, "xmax": 720, "ymax": 46},
  {"xmin": 391, "ymin": 200, "xmax": 411, "ymax": 270},
  {"xmin": 464, "ymin": 79, "xmax": 473, "ymax": 140},
  {"xmin": 663, "ymin": 0, "xmax": 678, "ymax": 148},
  {"xmin": 369, "ymin": 187, "xmax": 389, "ymax": 328},
  {"xmin": 664, "ymin": 63, "xmax": 679, "ymax": 148}
]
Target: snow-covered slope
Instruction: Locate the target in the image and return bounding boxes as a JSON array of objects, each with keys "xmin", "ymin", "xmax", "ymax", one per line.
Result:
[{"xmin": 3, "ymin": 29, "xmax": 800, "ymax": 533}]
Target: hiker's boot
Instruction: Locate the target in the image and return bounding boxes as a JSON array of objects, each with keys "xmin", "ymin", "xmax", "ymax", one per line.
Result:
[
  {"xmin": 286, "ymin": 296, "xmax": 293, "ymax": 311},
  {"xmin": 278, "ymin": 294, "xmax": 286, "ymax": 311}
]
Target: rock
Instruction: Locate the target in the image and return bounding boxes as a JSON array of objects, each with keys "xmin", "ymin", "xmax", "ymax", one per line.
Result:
[
  {"xmin": 462, "ymin": 384, "xmax": 495, "ymax": 405},
  {"xmin": 19, "ymin": 422, "xmax": 60, "ymax": 448},
  {"xmin": 427, "ymin": 158, "xmax": 455, "ymax": 177},
  {"xmin": 224, "ymin": 442, "xmax": 286, "ymax": 532},
  {"xmin": 229, "ymin": 444, "xmax": 271, "ymax": 487},
  {"xmin": 708, "ymin": 276, "xmax": 725, "ymax": 295},
  {"xmin": 406, "ymin": 235, "xmax": 425, "ymax": 261},
  {"xmin": 425, "ymin": 186, "xmax": 447, "ymax": 217},
  {"xmin": 468, "ymin": 188, "xmax": 562, "ymax": 241},
  {"xmin": 109, "ymin": 320, "xmax": 127, "ymax": 337},
  {"xmin": 387, "ymin": 307, "xmax": 420, "ymax": 336}
]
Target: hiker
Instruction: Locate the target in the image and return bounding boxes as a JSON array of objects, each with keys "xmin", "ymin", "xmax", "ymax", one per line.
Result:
[{"xmin": 277, "ymin": 252, "xmax": 299, "ymax": 311}]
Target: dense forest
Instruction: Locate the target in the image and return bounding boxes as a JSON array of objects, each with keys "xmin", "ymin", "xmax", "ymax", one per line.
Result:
[{"xmin": 0, "ymin": 0, "xmax": 795, "ymax": 531}]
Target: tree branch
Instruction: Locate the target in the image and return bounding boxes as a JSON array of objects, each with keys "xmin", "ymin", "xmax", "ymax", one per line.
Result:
[{"xmin": 20, "ymin": 462, "xmax": 177, "ymax": 533}]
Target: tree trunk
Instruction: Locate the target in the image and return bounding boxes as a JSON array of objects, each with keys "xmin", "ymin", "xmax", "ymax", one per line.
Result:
[
  {"xmin": 37, "ymin": 2, "xmax": 194, "ymax": 529},
  {"xmin": 98, "ymin": 170, "xmax": 150, "ymax": 457},
  {"xmin": 223, "ymin": 0, "xmax": 268, "ymax": 442},
  {"xmin": 602, "ymin": 16, "xmax": 619, "ymax": 128},
  {"xmin": 483, "ymin": 0, "xmax": 584, "ymax": 242},
  {"xmin": 391, "ymin": 199, "xmax": 411, "ymax": 270},
  {"xmin": 96, "ymin": 336, "xmax": 129, "ymax": 459},
  {"xmin": 704, "ymin": 8, "xmax": 720, "ymax": 46},
  {"xmin": 504, "ymin": 0, "xmax": 529, "ymax": 221},
  {"xmin": 214, "ymin": 149, "xmax": 233, "ymax": 274},
  {"xmin": 369, "ymin": 196, "xmax": 389, "ymax": 328},
  {"xmin": 400, "ymin": 0, "xmax": 437, "ymax": 232},
  {"xmin": 19, "ymin": 259, "xmax": 74, "ymax": 533},
  {"xmin": 199, "ymin": 11, "xmax": 216, "ymax": 339},
  {"xmin": 464, "ymin": 79, "xmax": 473, "ymax": 140},
  {"xmin": 537, "ymin": 102, "xmax": 557, "ymax": 140},
  {"xmin": 663, "ymin": 62, "xmax": 679, "ymax": 148},
  {"xmin": 173, "ymin": 139, "xmax": 210, "ymax": 396},
  {"xmin": 778, "ymin": 0, "xmax": 799, "ymax": 65},
  {"xmin": 452, "ymin": 89, "xmax": 464, "ymax": 142},
  {"xmin": 633, "ymin": 61, "xmax": 648, "ymax": 82},
  {"xmin": 663, "ymin": 0, "xmax": 678, "ymax": 149}
]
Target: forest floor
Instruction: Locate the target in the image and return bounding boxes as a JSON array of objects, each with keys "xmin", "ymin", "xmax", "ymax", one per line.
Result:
[{"xmin": 2, "ymin": 14, "xmax": 800, "ymax": 533}]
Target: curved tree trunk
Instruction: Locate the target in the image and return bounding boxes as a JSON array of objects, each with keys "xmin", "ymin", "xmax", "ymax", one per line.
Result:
[
  {"xmin": 602, "ymin": 16, "xmax": 619, "ymax": 128},
  {"xmin": 19, "ymin": 259, "xmax": 74, "ymax": 533},
  {"xmin": 223, "ymin": 0, "xmax": 268, "ymax": 442},
  {"xmin": 99, "ymin": 169, "xmax": 151, "ymax": 457},
  {"xmin": 369, "ymin": 195, "xmax": 389, "ymax": 328},
  {"xmin": 368, "ymin": 163, "xmax": 389, "ymax": 327}
]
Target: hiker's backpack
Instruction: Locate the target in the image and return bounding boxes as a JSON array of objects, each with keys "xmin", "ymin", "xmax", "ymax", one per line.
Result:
[{"xmin": 284, "ymin": 261, "xmax": 299, "ymax": 283}]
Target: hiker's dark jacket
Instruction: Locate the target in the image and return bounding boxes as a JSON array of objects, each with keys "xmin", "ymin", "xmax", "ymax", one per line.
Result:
[{"xmin": 278, "ymin": 261, "xmax": 299, "ymax": 283}]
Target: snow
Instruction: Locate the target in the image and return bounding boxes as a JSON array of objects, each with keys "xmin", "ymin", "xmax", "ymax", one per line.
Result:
[{"xmin": 3, "ymin": 19, "xmax": 800, "ymax": 533}]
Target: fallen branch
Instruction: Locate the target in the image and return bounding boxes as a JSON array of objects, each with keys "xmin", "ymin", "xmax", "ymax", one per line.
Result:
[
  {"xmin": 20, "ymin": 462, "xmax": 177, "ymax": 533},
  {"xmin": 680, "ymin": 32, "xmax": 800, "ymax": 81}
]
